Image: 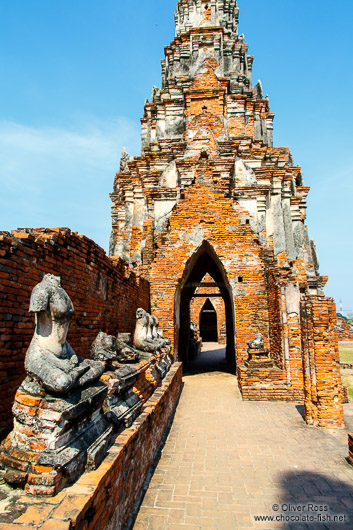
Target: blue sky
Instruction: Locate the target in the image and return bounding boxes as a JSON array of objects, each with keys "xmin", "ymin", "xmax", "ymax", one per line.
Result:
[{"xmin": 0, "ymin": 0, "xmax": 352, "ymax": 314}]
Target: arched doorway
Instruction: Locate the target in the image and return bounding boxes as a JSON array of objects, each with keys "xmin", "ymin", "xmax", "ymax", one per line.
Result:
[
  {"xmin": 175, "ymin": 241, "xmax": 236, "ymax": 369},
  {"xmin": 199, "ymin": 298, "xmax": 218, "ymax": 342}
]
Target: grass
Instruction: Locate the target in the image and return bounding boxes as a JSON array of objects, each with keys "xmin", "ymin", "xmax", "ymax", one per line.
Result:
[
  {"xmin": 339, "ymin": 343, "xmax": 353, "ymax": 400},
  {"xmin": 338, "ymin": 343, "xmax": 353, "ymax": 364},
  {"xmin": 341, "ymin": 375, "xmax": 353, "ymax": 400}
]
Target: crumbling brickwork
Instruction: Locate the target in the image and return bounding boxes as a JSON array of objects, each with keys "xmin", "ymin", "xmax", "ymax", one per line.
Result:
[
  {"xmin": 0, "ymin": 2, "xmax": 346, "ymax": 527},
  {"xmin": 0, "ymin": 364, "xmax": 182, "ymax": 528},
  {"xmin": 0, "ymin": 0, "xmax": 344, "ymax": 455},
  {"xmin": 0, "ymin": 228, "xmax": 149, "ymax": 439},
  {"xmin": 301, "ymin": 296, "xmax": 344, "ymax": 427},
  {"xmin": 336, "ymin": 316, "xmax": 353, "ymax": 341},
  {"xmin": 109, "ymin": 0, "xmax": 344, "ymax": 425}
]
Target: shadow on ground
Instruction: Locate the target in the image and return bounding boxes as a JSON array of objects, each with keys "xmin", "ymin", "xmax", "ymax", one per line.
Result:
[
  {"xmin": 183, "ymin": 342, "xmax": 236, "ymax": 376},
  {"xmin": 278, "ymin": 471, "xmax": 353, "ymax": 529}
]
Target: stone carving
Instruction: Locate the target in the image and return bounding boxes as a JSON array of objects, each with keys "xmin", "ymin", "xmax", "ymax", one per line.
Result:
[
  {"xmin": 120, "ymin": 147, "xmax": 131, "ymax": 171},
  {"xmin": 0, "ymin": 277, "xmax": 116, "ymax": 494},
  {"xmin": 0, "ymin": 279, "xmax": 173, "ymax": 497},
  {"xmin": 101, "ymin": 312, "xmax": 174, "ymax": 433},
  {"xmin": 90, "ymin": 331, "xmax": 117, "ymax": 362},
  {"xmin": 116, "ymin": 333, "xmax": 141, "ymax": 363},
  {"xmin": 132, "ymin": 308, "xmax": 173, "ymax": 376},
  {"xmin": 190, "ymin": 321, "xmax": 198, "ymax": 333},
  {"xmin": 104, "ymin": 365, "xmax": 143, "ymax": 428},
  {"xmin": 150, "ymin": 315, "xmax": 172, "ymax": 354},
  {"xmin": 133, "ymin": 308, "xmax": 161, "ymax": 353},
  {"xmin": 25, "ymin": 274, "xmax": 104, "ymax": 394},
  {"xmin": 151, "ymin": 85, "xmax": 161, "ymax": 101},
  {"xmin": 189, "ymin": 322, "xmax": 201, "ymax": 360},
  {"xmin": 247, "ymin": 332, "xmax": 264, "ymax": 350},
  {"xmin": 133, "ymin": 308, "xmax": 172, "ymax": 359},
  {"xmin": 254, "ymin": 79, "xmax": 263, "ymax": 99},
  {"xmin": 245, "ymin": 332, "xmax": 273, "ymax": 368}
]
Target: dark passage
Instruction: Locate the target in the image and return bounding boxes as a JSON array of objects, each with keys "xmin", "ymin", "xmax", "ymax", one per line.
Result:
[
  {"xmin": 184, "ymin": 343, "xmax": 235, "ymax": 375},
  {"xmin": 199, "ymin": 298, "xmax": 218, "ymax": 342},
  {"xmin": 177, "ymin": 241, "xmax": 236, "ymax": 367}
]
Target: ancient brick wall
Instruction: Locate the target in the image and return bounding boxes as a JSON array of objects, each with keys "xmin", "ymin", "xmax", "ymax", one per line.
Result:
[
  {"xmin": 265, "ymin": 268, "xmax": 284, "ymax": 368},
  {"xmin": 189, "ymin": 274, "xmax": 226, "ymax": 344},
  {"xmin": 237, "ymin": 365, "xmax": 289, "ymax": 401},
  {"xmin": 301, "ymin": 296, "xmax": 344, "ymax": 428},
  {"xmin": 336, "ymin": 317, "xmax": 353, "ymax": 341},
  {"xmin": 148, "ymin": 176, "xmax": 271, "ymax": 365},
  {"xmin": 190, "ymin": 297, "xmax": 226, "ymax": 344},
  {"xmin": 0, "ymin": 363, "xmax": 182, "ymax": 529},
  {"xmin": 281, "ymin": 281, "xmax": 305, "ymax": 398},
  {"xmin": 0, "ymin": 228, "xmax": 150, "ymax": 439}
]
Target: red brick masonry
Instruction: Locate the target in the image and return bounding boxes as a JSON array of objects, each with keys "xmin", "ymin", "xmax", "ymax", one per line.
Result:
[
  {"xmin": 0, "ymin": 363, "xmax": 182, "ymax": 529},
  {"xmin": 0, "ymin": 228, "xmax": 149, "ymax": 439}
]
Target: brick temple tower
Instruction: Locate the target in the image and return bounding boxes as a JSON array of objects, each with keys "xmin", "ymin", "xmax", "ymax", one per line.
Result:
[{"xmin": 109, "ymin": 0, "xmax": 344, "ymax": 426}]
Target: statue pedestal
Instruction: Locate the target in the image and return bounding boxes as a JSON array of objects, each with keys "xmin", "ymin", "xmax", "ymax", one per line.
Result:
[
  {"xmin": 0, "ymin": 378, "xmax": 111, "ymax": 495},
  {"xmin": 0, "ymin": 352, "xmax": 173, "ymax": 496},
  {"xmin": 245, "ymin": 348, "xmax": 273, "ymax": 368}
]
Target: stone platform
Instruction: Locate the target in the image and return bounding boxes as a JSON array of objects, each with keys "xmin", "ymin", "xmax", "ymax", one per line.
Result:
[
  {"xmin": 0, "ymin": 363, "xmax": 182, "ymax": 529},
  {"xmin": 0, "ymin": 357, "xmax": 167, "ymax": 496},
  {"xmin": 1, "ymin": 380, "xmax": 112, "ymax": 495}
]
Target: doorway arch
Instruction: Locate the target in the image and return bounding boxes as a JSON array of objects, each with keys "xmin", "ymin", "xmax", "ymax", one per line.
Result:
[
  {"xmin": 199, "ymin": 298, "xmax": 218, "ymax": 342},
  {"xmin": 175, "ymin": 240, "xmax": 236, "ymax": 367}
]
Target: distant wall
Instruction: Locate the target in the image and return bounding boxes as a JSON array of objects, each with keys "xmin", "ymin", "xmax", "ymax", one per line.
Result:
[
  {"xmin": 190, "ymin": 295, "xmax": 226, "ymax": 344},
  {"xmin": 0, "ymin": 228, "xmax": 150, "ymax": 439},
  {"xmin": 336, "ymin": 316, "xmax": 353, "ymax": 342}
]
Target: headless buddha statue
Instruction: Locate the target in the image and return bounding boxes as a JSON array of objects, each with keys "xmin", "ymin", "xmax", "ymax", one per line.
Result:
[
  {"xmin": 25, "ymin": 274, "xmax": 104, "ymax": 394},
  {"xmin": 150, "ymin": 315, "xmax": 171, "ymax": 354}
]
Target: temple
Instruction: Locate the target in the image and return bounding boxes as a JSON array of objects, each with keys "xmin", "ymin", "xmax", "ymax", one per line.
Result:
[
  {"xmin": 0, "ymin": 1, "xmax": 346, "ymax": 527},
  {"xmin": 109, "ymin": 0, "xmax": 343, "ymax": 425}
]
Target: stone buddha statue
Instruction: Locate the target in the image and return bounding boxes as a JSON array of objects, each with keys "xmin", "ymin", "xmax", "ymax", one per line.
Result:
[
  {"xmin": 133, "ymin": 308, "xmax": 164, "ymax": 353},
  {"xmin": 150, "ymin": 315, "xmax": 171, "ymax": 354},
  {"xmin": 247, "ymin": 332, "xmax": 265, "ymax": 350},
  {"xmin": 25, "ymin": 274, "xmax": 104, "ymax": 394}
]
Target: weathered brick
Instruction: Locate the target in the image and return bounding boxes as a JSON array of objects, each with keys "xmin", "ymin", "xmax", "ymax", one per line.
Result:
[{"xmin": 0, "ymin": 228, "xmax": 150, "ymax": 439}]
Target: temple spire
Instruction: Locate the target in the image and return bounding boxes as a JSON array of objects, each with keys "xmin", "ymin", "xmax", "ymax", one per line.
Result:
[
  {"xmin": 175, "ymin": 0, "xmax": 239, "ymax": 36},
  {"xmin": 161, "ymin": 0, "xmax": 252, "ymax": 99}
]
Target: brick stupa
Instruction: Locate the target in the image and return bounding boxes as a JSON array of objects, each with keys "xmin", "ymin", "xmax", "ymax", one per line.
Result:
[{"xmin": 109, "ymin": 0, "xmax": 343, "ymax": 427}]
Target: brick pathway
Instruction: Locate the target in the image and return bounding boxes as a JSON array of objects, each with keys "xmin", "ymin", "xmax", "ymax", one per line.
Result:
[{"xmin": 132, "ymin": 344, "xmax": 353, "ymax": 529}]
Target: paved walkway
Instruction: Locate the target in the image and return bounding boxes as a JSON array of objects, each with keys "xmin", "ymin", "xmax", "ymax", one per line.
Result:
[{"xmin": 132, "ymin": 344, "xmax": 353, "ymax": 529}]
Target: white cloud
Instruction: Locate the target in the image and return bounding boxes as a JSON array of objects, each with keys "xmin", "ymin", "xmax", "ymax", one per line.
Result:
[{"xmin": 0, "ymin": 118, "xmax": 141, "ymax": 250}]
